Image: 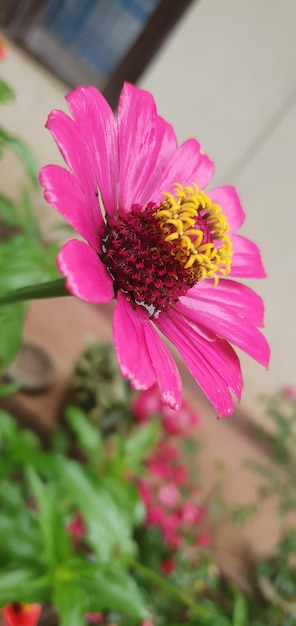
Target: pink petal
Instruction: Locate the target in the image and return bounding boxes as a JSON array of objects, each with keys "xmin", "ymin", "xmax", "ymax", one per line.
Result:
[
  {"xmin": 191, "ymin": 279, "xmax": 265, "ymax": 327},
  {"xmin": 176, "ymin": 294, "xmax": 270, "ymax": 367},
  {"xmin": 39, "ymin": 165, "xmax": 101, "ymax": 251},
  {"xmin": 66, "ymin": 86, "xmax": 118, "ymax": 217},
  {"xmin": 113, "ymin": 292, "xmax": 156, "ymax": 390},
  {"xmin": 46, "ymin": 87, "xmax": 118, "ymax": 220},
  {"xmin": 150, "ymin": 139, "xmax": 215, "ymax": 204},
  {"xmin": 118, "ymin": 83, "xmax": 177, "ymax": 211},
  {"xmin": 207, "ymin": 186, "xmax": 245, "ymax": 232},
  {"xmin": 45, "ymin": 109, "xmax": 105, "ymax": 233},
  {"xmin": 57, "ymin": 239, "xmax": 114, "ymax": 303},
  {"xmin": 231, "ymin": 235, "xmax": 266, "ymax": 278},
  {"xmin": 142, "ymin": 318, "xmax": 182, "ymax": 409},
  {"xmin": 156, "ymin": 308, "xmax": 243, "ymax": 417}
]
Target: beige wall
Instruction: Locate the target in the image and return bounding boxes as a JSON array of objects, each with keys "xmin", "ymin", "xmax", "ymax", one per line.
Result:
[
  {"xmin": 139, "ymin": 0, "xmax": 296, "ymax": 416},
  {"xmin": 1, "ymin": 0, "xmax": 296, "ymax": 416}
]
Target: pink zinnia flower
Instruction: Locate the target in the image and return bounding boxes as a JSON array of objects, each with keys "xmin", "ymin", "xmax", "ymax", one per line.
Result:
[
  {"xmin": 2, "ymin": 603, "xmax": 42, "ymax": 626},
  {"xmin": 40, "ymin": 83, "xmax": 270, "ymax": 416}
]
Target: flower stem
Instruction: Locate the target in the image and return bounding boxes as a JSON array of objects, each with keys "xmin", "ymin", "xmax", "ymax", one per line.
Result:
[
  {"xmin": 0, "ymin": 279, "xmax": 69, "ymax": 306},
  {"xmin": 131, "ymin": 559, "xmax": 210, "ymax": 620}
]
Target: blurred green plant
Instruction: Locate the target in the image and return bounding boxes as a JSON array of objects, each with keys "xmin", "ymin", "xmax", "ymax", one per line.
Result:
[
  {"xmin": 0, "ymin": 76, "xmax": 59, "ymax": 374},
  {"xmin": 0, "ymin": 406, "xmax": 153, "ymax": 625}
]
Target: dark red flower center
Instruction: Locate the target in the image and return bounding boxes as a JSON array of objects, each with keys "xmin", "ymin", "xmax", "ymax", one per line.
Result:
[{"xmin": 101, "ymin": 184, "xmax": 232, "ymax": 315}]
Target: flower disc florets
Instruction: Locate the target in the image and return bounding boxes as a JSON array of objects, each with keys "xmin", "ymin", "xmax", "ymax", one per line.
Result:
[{"xmin": 102, "ymin": 184, "xmax": 232, "ymax": 314}]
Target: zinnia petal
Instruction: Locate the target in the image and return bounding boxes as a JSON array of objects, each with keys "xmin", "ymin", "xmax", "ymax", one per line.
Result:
[
  {"xmin": 45, "ymin": 87, "xmax": 117, "ymax": 218},
  {"xmin": 231, "ymin": 235, "xmax": 266, "ymax": 278},
  {"xmin": 45, "ymin": 109, "xmax": 105, "ymax": 232},
  {"xmin": 66, "ymin": 85, "xmax": 118, "ymax": 217},
  {"xmin": 192, "ymin": 278, "xmax": 265, "ymax": 327},
  {"xmin": 142, "ymin": 319, "xmax": 182, "ymax": 409},
  {"xmin": 156, "ymin": 307, "xmax": 243, "ymax": 417},
  {"xmin": 118, "ymin": 82, "xmax": 177, "ymax": 211},
  {"xmin": 57, "ymin": 239, "xmax": 114, "ymax": 303},
  {"xmin": 150, "ymin": 139, "xmax": 215, "ymax": 204},
  {"xmin": 113, "ymin": 292, "xmax": 156, "ymax": 390},
  {"xmin": 39, "ymin": 165, "xmax": 101, "ymax": 251},
  {"xmin": 177, "ymin": 291, "xmax": 270, "ymax": 367}
]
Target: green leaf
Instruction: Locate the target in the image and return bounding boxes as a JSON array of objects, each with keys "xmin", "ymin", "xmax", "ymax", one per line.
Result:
[
  {"xmin": 232, "ymin": 590, "xmax": 248, "ymax": 626},
  {"xmin": 0, "ymin": 513, "xmax": 41, "ymax": 563},
  {"xmin": 54, "ymin": 582, "xmax": 85, "ymax": 626},
  {"xmin": 26, "ymin": 468, "xmax": 57, "ymax": 569},
  {"xmin": 0, "ymin": 381, "xmax": 20, "ymax": 396},
  {"xmin": 0, "ymin": 567, "xmax": 48, "ymax": 605},
  {"xmin": 26, "ymin": 467, "xmax": 72, "ymax": 570},
  {"xmin": 65, "ymin": 405, "xmax": 103, "ymax": 466},
  {"xmin": 124, "ymin": 421, "xmax": 158, "ymax": 468},
  {"xmin": 0, "ymin": 234, "xmax": 59, "ymax": 294},
  {"xmin": 0, "ymin": 78, "xmax": 14, "ymax": 104},
  {"xmin": 101, "ymin": 477, "xmax": 144, "ymax": 526},
  {"xmin": 18, "ymin": 187, "xmax": 39, "ymax": 237},
  {"xmin": 0, "ymin": 409, "xmax": 18, "ymax": 439},
  {"xmin": 0, "ymin": 194, "xmax": 18, "ymax": 225},
  {"xmin": 0, "ymin": 302, "xmax": 25, "ymax": 373},
  {"xmin": 0, "ymin": 127, "xmax": 38, "ymax": 187},
  {"xmin": 56, "ymin": 457, "xmax": 135, "ymax": 562},
  {"xmin": 84, "ymin": 565, "xmax": 149, "ymax": 619}
]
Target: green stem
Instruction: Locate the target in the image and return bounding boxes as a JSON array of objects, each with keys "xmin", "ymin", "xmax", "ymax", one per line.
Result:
[
  {"xmin": 0, "ymin": 279, "xmax": 69, "ymax": 306},
  {"xmin": 131, "ymin": 559, "xmax": 210, "ymax": 620}
]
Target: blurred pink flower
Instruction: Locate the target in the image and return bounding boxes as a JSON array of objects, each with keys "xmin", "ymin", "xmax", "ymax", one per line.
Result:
[
  {"xmin": 162, "ymin": 401, "xmax": 200, "ymax": 435},
  {"xmin": 197, "ymin": 530, "xmax": 213, "ymax": 548},
  {"xmin": 85, "ymin": 614, "xmax": 104, "ymax": 623},
  {"xmin": 146, "ymin": 505, "xmax": 166, "ymax": 526},
  {"xmin": 179, "ymin": 501, "xmax": 203, "ymax": 525},
  {"xmin": 146, "ymin": 442, "xmax": 179, "ymax": 480},
  {"xmin": 283, "ymin": 386, "xmax": 296, "ymax": 400},
  {"xmin": 138, "ymin": 479, "xmax": 154, "ymax": 507},
  {"xmin": 158, "ymin": 483, "xmax": 180, "ymax": 508},
  {"xmin": 171, "ymin": 464, "xmax": 189, "ymax": 486},
  {"xmin": 67, "ymin": 510, "xmax": 85, "ymax": 538},
  {"xmin": 156, "ymin": 442, "xmax": 179, "ymax": 461},
  {"xmin": 161, "ymin": 513, "xmax": 182, "ymax": 549},
  {"xmin": 161, "ymin": 558, "xmax": 176, "ymax": 574},
  {"xmin": 132, "ymin": 384, "xmax": 162, "ymax": 422},
  {"xmin": 134, "ymin": 384, "xmax": 200, "ymax": 436},
  {"xmin": 40, "ymin": 83, "xmax": 269, "ymax": 416}
]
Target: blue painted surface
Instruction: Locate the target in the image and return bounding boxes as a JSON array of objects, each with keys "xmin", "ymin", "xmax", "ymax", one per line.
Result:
[{"xmin": 42, "ymin": 0, "xmax": 161, "ymax": 76}]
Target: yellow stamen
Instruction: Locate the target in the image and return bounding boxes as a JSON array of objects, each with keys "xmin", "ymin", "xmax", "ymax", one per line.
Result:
[{"xmin": 153, "ymin": 183, "xmax": 233, "ymax": 286}]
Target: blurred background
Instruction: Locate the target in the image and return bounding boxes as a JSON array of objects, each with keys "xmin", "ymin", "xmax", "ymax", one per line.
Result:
[{"xmin": 0, "ymin": 0, "xmax": 294, "ymax": 421}]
